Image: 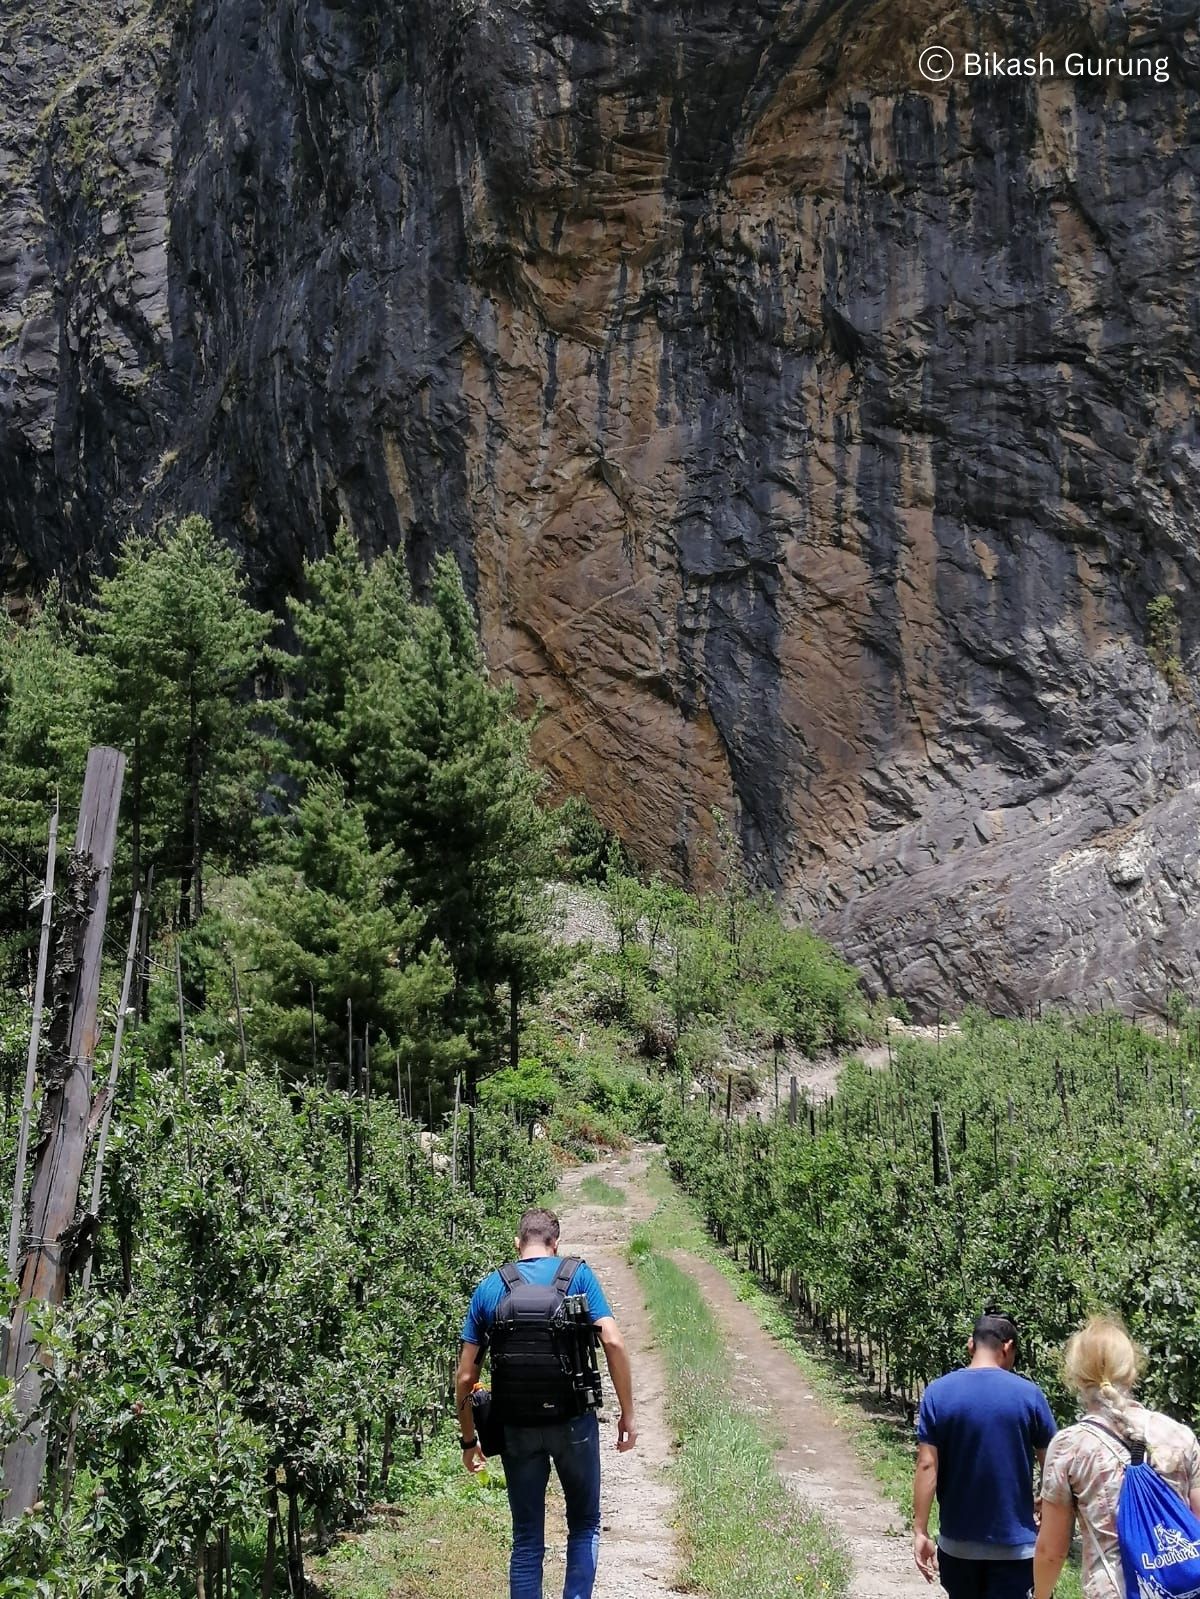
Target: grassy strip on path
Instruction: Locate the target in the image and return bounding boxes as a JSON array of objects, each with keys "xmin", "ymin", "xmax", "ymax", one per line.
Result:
[
  {"xmin": 308, "ymin": 1438, "xmax": 512, "ymax": 1599},
  {"xmin": 643, "ymin": 1156, "xmax": 1085, "ymax": 1599},
  {"xmin": 629, "ymin": 1223, "xmax": 849, "ymax": 1599},
  {"xmin": 579, "ymin": 1174, "xmax": 627, "ymax": 1205}
]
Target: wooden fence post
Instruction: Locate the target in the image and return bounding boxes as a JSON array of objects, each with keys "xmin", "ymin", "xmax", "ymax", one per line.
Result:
[
  {"xmin": 931, "ymin": 1106, "xmax": 944, "ymax": 1187},
  {"xmin": 231, "ymin": 960, "xmax": 248, "ymax": 1071},
  {"xmin": 2, "ymin": 747, "xmax": 124, "ymax": 1520},
  {"xmin": 174, "ymin": 941, "xmax": 188, "ymax": 1093},
  {"xmin": 450, "ymin": 1073, "xmax": 461, "ymax": 1189}
]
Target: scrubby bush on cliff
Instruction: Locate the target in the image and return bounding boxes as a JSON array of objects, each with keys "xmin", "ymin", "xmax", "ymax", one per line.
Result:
[{"xmin": 1147, "ymin": 592, "xmax": 1185, "ymax": 689}]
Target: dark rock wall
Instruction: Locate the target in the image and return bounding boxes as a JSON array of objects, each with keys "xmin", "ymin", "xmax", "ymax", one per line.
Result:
[{"xmin": 4, "ymin": 0, "xmax": 1200, "ymax": 1016}]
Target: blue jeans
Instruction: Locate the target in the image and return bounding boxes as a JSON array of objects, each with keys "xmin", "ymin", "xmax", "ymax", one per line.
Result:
[{"xmin": 502, "ymin": 1410, "xmax": 601, "ymax": 1599}]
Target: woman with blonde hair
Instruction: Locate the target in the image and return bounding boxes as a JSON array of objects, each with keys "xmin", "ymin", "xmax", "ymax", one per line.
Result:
[{"xmin": 1034, "ymin": 1315, "xmax": 1200, "ymax": 1597}]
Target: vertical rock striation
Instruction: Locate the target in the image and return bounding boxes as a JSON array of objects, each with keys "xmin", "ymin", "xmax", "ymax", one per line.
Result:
[{"xmin": 4, "ymin": 0, "xmax": 1200, "ymax": 1015}]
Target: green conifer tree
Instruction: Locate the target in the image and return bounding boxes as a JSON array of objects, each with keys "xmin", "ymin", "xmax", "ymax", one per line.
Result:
[
  {"xmin": 0, "ymin": 595, "xmax": 90, "ymax": 982},
  {"xmin": 241, "ymin": 775, "xmax": 459, "ymax": 1086},
  {"xmin": 279, "ymin": 539, "xmax": 559, "ymax": 1090},
  {"xmin": 275, "ymin": 524, "xmax": 411, "ymax": 785},
  {"xmin": 84, "ymin": 516, "xmax": 272, "ymax": 924}
]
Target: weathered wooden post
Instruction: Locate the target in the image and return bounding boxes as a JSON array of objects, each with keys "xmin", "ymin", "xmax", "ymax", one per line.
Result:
[
  {"xmin": 174, "ymin": 941, "xmax": 188, "ymax": 1093},
  {"xmin": 2, "ymin": 746, "xmax": 124, "ymax": 1520},
  {"xmin": 931, "ymin": 1105, "xmax": 944, "ymax": 1187},
  {"xmin": 231, "ymin": 959, "xmax": 248, "ymax": 1071},
  {"xmin": 467, "ymin": 1100, "xmax": 477, "ymax": 1195},
  {"xmin": 450, "ymin": 1072, "xmax": 461, "ymax": 1189}
]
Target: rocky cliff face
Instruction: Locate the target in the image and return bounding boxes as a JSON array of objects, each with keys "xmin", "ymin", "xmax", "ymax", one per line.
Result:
[{"xmin": 4, "ymin": 0, "xmax": 1200, "ymax": 1017}]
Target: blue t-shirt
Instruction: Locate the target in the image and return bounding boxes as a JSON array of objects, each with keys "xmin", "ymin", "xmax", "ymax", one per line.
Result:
[
  {"xmin": 461, "ymin": 1256, "xmax": 613, "ymax": 1346},
  {"xmin": 917, "ymin": 1367, "xmax": 1057, "ymax": 1557}
]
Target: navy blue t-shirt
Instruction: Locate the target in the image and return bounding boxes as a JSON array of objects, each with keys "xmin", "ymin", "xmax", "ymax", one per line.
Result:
[
  {"xmin": 461, "ymin": 1256, "xmax": 612, "ymax": 1346},
  {"xmin": 917, "ymin": 1367, "xmax": 1057, "ymax": 1556}
]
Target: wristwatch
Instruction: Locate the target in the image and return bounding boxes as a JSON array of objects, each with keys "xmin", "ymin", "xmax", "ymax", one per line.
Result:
[{"xmin": 459, "ymin": 1434, "xmax": 478, "ymax": 1450}]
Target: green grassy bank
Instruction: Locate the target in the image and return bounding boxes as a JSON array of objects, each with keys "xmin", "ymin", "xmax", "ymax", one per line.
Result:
[{"xmin": 629, "ymin": 1224, "xmax": 849, "ymax": 1599}]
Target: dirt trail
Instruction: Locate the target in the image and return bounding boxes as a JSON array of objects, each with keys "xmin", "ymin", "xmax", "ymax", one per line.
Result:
[
  {"xmin": 742, "ymin": 1019, "xmax": 962, "ymax": 1112},
  {"xmin": 673, "ymin": 1251, "xmax": 930, "ymax": 1599},
  {"xmin": 550, "ymin": 1150, "xmax": 679, "ymax": 1599},
  {"xmin": 549, "ymin": 1150, "xmax": 928, "ymax": 1598}
]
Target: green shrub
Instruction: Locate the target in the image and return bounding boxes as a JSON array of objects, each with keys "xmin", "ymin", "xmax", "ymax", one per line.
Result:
[
  {"xmin": 479, "ymin": 1058, "xmax": 560, "ymax": 1123},
  {"xmin": 547, "ymin": 1103, "xmax": 629, "ymax": 1160},
  {"xmin": 1147, "ymin": 593, "xmax": 1185, "ymax": 688},
  {"xmin": 553, "ymin": 796, "xmax": 612, "ymax": 883}
]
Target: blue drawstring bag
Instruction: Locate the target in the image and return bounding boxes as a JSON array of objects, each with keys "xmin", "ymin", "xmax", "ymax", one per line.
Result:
[{"xmin": 1083, "ymin": 1419, "xmax": 1200, "ymax": 1598}]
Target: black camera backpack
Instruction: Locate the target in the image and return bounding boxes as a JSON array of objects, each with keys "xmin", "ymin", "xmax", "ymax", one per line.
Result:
[{"xmin": 488, "ymin": 1256, "xmax": 600, "ymax": 1425}]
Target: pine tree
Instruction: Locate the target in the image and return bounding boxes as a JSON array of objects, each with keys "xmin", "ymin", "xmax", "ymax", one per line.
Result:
[
  {"xmin": 276, "ymin": 524, "xmax": 411, "ymax": 785},
  {"xmin": 240, "ymin": 775, "xmax": 459, "ymax": 1086},
  {"xmin": 0, "ymin": 595, "xmax": 90, "ymax": 982},
  {"xmin": 279, "ymin": 540, "xmax": 559, "ymax": 1088},
  {"xmin": 84, "ymin": 516, "xmax": 272, "ymax": 925}
]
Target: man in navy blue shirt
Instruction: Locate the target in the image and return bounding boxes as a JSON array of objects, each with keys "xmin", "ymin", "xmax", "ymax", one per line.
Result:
[
  {"xmin": 913, "ymin": 1307, "xmax": 1057, "ymax": 1598},
  {"xmin": 455, "ymin": 1207, "xmax": 636, "ymax": 1599}
]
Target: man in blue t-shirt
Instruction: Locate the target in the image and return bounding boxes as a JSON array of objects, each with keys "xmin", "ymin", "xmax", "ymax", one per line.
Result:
[
  {"xmin": 913, "ymin": 1306, "xmax": 1057, "ymax": 1599},
  {"xmin": 454, "ymin": 1207, "xmax": 637, "ymax": 1599}
]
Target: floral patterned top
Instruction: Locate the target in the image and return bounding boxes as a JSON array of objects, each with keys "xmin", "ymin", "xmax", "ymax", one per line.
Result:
[{"xmin": 1041, "ymin": 1403, "xmax": 1200, "ymax": 1597}]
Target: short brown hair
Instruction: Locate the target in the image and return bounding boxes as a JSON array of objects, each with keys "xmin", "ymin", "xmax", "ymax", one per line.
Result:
[{"xmin": 518, "ymin": 1207, "xmax": 560, "ymax": 1248}]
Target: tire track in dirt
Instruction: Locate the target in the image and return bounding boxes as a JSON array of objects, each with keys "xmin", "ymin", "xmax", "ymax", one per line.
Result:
[
  {"xmin": 552, "ymin": 1149, "xmax": 930, "ymax": 1599},
  {"xmin": 550, "ymin": 1150, "xmax": 680, "ymax": 1599},
  {"xmin": 670, "ymin": 1251, "xmax": 931, "ymax": 1599}
]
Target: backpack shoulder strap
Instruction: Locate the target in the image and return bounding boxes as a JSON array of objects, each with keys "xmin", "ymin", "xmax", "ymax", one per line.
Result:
[
  {"xmin": 498, "ymin": 1262, "xmax": 524, "ymax": 1290},
  {"xmin": 1080, "ymin": 1416, "xmax": 1146, "ymax": 1466},
  {"xmin": 552, "ymin": 1256, "xmax": 581, "ymax": 1295}
]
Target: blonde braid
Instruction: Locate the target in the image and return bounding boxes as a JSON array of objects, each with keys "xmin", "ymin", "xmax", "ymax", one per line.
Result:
[
  {"xmin": 1062, "ymin": 1317, "xmax": 1185, "ymax": 1471},
  {"xmin": 1094, "ymin": 1380, "xmax": 1146, "ymax": 1446},
  {"xmin": 1090, "ymin": 1380, "xmax": 1185, "ymax": 1476}
]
